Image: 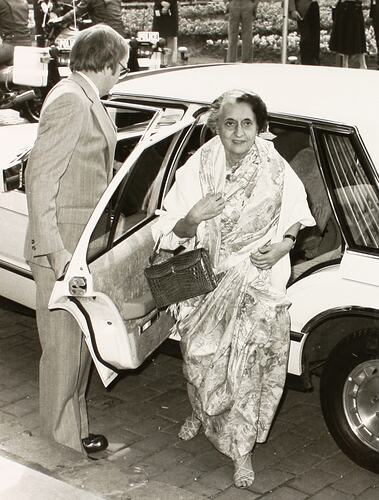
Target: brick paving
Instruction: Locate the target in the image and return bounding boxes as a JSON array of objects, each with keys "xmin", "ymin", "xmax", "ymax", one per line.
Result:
[{"xmin": 0, "ymin": 297, "xmax": 378, "ymax": 499}]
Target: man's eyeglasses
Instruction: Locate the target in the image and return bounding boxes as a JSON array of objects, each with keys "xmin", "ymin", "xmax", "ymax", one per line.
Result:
[{"xmin": 119, "ymin": 62, "xmax": 130, "ymax": 76}]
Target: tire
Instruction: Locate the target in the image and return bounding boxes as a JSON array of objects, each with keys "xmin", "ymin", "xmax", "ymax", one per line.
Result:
[{"xmin": 320, "ymin": 328, "xmax": 379, "ymax": 473}]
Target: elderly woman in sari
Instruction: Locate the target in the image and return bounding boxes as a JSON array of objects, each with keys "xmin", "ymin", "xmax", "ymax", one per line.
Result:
[{"xmin": 152, "ymin": 89, "xmax": 315, "ymax": 488}]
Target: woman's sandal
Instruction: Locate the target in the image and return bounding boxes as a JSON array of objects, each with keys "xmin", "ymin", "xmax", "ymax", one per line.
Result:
[
  {"xmin": 178, "ymin": 414, "xmax": 202, "ymax": 441},
  {"xmin": 233, "ymin": 454, "xmax": 255, "ymax": 489}
]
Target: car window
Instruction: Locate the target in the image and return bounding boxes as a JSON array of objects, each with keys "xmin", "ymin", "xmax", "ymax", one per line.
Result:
[
  {"xmin": 317, "ymin": 131, "xmax": 379, "ymax": 251},
  {"xmin": 106, "ymin": 102, "xmax": 185, "ymax": 135},
  {"xmin": 269, "ymin": 123, "xmax": 342, "ymax": 281},
  {"xmin": 86, "ymin": 133, "xmax": 178, "ymax": 262},
  {"xmin": 163, "ymin": 117, "xmax": 210, "ymax": 193}
]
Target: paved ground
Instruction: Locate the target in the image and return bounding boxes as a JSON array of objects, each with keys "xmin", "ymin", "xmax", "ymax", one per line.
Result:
[{"xmin": 0, "ymin": 296, "xmax": 378, "ymax": 500}]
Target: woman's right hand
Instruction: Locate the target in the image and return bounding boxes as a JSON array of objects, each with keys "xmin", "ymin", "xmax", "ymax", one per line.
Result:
[{"xmin": 187, "ymin": 193, "xmax": 225, "ymax": 225}]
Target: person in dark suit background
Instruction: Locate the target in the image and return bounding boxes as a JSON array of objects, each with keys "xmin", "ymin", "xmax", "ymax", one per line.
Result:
[
  {"xmin": 289, "ymin": 0, "xmax": 320, "ymax": 65},
  {"xmin": 61, "ymin": 0, "xmax": 125, "ymax": 36},
  {"xmin": 25, "ymin": 25, "xmax": 129, "ymax": 454},
  {"xmin": 0, "ymin": 0, "xmax": 31, "ymax": 65},
  {"xmin": 152, "ymin": 0, "xmax": 179, "ymax": 65},
  {"xmin": 61, "ymin": 0, "xmax": 139, "ymax": 71}
]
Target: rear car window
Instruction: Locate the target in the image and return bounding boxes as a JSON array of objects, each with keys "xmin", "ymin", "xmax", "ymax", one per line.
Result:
[{"xmin": 318, "ymin": 132, "xmax": 379, "ymax": 251}]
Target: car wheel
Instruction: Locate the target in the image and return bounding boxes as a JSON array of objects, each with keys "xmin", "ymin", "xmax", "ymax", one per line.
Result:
[{"xmin": 320, "ymin": 328, "xmax": 379, "ymax": 473}]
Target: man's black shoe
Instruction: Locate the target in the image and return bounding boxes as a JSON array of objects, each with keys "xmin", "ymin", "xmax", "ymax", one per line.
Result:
[{"xmin": 82, "ymin": 433, "xmax": 108, "ymax": 454}]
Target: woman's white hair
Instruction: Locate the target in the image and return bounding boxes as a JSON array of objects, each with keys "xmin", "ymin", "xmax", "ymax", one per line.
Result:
[{"xmin": 206, "ymin": 89, "xmax": 268, "ymax": 134}]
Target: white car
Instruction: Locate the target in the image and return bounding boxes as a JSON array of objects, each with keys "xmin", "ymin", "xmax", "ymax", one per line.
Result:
[{"xmin": 0, "ymin": 64, "xmax": 378, "ymax": 473}]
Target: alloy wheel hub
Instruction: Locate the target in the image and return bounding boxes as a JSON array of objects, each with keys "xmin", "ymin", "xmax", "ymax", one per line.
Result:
[{"xmin": 343, "ymin": 360, "xmax": 379, "ymax": 452}]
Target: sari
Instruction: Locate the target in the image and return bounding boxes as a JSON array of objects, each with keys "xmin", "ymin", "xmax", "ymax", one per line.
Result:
[{"xmin": 153, "ymin": 135, "xmax": 315, "ymax": 459}]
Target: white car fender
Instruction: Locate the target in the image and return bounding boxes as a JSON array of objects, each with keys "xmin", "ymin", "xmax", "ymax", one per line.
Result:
[{"xmin": 287, "ymin": 263, "xmax": 378, "ymax": 375}]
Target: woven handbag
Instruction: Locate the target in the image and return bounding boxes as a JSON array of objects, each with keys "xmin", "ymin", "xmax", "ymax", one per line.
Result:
[{"xmin": 144, "ymin": 238, "xmax": 218, "ymax": 309}]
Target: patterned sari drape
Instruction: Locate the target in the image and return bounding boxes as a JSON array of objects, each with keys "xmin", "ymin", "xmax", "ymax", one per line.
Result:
[{"xmin": 176, "ymin": 136, "xmax": 292, "ymax": 459}]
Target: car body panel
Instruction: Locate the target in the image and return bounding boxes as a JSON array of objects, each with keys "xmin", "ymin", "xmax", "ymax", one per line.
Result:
[{"xmin": 287, "ymin": 263, "xmax": 379, "ymax": 374}]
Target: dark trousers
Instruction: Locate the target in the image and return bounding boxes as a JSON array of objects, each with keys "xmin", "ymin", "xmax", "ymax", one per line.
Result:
[
  {"xmin": 227, "ymin": 0, "xmax": 255, "ymax": 63},
  {"xmin": 0, "ymin": 37, "xmax": 31, "ymax": 66},
  {"xmin": 298, "ymin": 2, "xmax": 320, "ymax": 65}
]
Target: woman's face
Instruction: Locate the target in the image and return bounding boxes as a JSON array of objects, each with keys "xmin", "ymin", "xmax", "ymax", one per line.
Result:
[{"xmin": 217, "ymin": 101, "xmax": 258, "ymax": 160}]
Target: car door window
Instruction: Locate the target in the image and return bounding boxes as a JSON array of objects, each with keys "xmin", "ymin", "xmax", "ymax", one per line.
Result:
[
  {"xmin": 86, "ymin": 132, "xmax": 179, "ymax": 262},
  {"xmin": 316, "ymin": 131, "xmax": 379, "ymax": 251},
  {"xmin": 106, "ymin": 100, "xmax": 185, "ymax": 134}
]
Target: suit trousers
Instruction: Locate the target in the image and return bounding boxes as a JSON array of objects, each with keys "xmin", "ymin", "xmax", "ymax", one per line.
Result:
[
  {"xmin": 164, "ymin": 36, "xmax": 178, "ymax": 65},
  {"xmin": 30, "ymin": 262, "xmax": 92, "ymax": 453},
  {"xmin": 227, "ymin": 0, "xmax": 255, "ymax": 63},
  {"xmin": 298, "ymin": 2, "xmax": 320, "ymax": 65}
]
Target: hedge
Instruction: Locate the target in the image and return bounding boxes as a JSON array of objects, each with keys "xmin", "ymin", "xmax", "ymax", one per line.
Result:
[{"xmin": 122, "ymin": 0, "xmax": 377, "ymax": 55}]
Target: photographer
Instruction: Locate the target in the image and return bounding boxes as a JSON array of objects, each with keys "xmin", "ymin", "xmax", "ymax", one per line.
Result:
[
  {"xmin": 60, "ymin": 0, "xmax": 139, "ymax": 71},
  {"xmin": 61, "ymin": 0, "xmax": 126, "ymax": 37}
]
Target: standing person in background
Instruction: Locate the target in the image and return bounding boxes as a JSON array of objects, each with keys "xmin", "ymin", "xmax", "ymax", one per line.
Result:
[
  {"xmin": 61, "ymin": 0, "xmax": 126, "ymax": 37},
  {"xmin": 25, "ymin": 25, "xmax": 129, "ymax": 455},
  {"xmin": 329, "ymin": 0, "xmax": 367, "ymax": 68},
  {"xmin": 289, "ymin": 0, "xmax": 320, "ymax": 65},
  {"xmin": 225, "ymin": 0, "xmax": 259, "ymax": 63},
  {"xmin": 0, "ymin": 0, "xmax": 31, "ymax": 65},
  {"xmin": 60, "ymin": 0, "xmax": 139, "ymax": 71},
  {"xmin": 370, "ymin": 0, "xmax": 379, "ymax": 69},
  {"xmin": 152, "ymin": 0, "xmax": 179, "ymax": 65}
]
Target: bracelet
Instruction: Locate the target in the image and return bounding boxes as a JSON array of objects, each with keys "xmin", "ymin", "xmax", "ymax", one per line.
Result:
[{"xmin": 283, "ymin": 234, "xmax": 296, "ymax": 248}]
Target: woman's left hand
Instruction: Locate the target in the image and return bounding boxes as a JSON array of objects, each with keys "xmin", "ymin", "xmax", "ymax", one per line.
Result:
[{"xmin": 250, "ymin": 240, "xmax": 292, "ymax": 270}]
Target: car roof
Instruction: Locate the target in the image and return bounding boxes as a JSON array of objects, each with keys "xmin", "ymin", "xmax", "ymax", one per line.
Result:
[{"xmin": 112, "ymin": 63, "xmax": 379, "ymax": 170}]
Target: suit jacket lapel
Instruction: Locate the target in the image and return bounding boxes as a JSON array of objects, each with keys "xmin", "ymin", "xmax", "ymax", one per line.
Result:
[{"xmin": 70, "ymin": 73, "xmax": 116, "ymax": 177}]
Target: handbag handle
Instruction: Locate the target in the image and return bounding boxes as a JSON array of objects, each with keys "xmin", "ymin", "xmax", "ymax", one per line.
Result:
[{"xmin": 149, "ymin": 233, "xmax": 200, "ymax": 265}]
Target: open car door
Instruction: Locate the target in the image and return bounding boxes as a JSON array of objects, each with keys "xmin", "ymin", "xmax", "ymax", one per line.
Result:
[{"xmin": 49, "ymin": 107, "xmax": 198, "ymax": 386}]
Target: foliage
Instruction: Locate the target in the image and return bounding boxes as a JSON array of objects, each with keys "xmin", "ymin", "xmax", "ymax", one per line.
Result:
[{"xmin": 121, "ymin": 0, "xmax": 377, "ymax": 55}]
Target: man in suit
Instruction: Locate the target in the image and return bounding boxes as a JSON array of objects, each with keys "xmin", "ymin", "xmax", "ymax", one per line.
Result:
[
  {"xmin": 25, "ymin": 24, "xmax": 129, "ymax": 454},
  {"xmin": 289, "ymin": 0, "xmax": 320, "ymax": 65},
  {"xmin": 225, "ymin": 0, "xmax": 259, "ymax": 63}
]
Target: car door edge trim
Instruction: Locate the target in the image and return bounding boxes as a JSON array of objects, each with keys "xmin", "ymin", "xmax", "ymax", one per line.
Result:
[
  {"xmin": 68, "ymin": 296, "xmax": 122, "ymax": 374},
  {"xmin": 290, "ymin": 331, "xmax": 304, "ymax": 342}
]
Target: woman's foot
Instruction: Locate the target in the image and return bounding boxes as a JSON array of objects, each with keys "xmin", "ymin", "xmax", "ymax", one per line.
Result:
[
  {"xmin": 233, "ymin": 453, "xmax": 255, "ymax": 489},
  {"xmin": 178, "ymin": 414, "xmax": 201, "ymax": 441}
]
